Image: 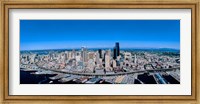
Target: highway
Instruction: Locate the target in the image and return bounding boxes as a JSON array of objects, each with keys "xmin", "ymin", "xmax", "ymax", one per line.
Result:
[{"xmin": 39, "ymin": 67, "xmax": 180, "ymax": 77}]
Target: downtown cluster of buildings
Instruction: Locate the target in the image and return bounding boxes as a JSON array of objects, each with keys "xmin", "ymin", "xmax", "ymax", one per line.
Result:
[
  {"xmin": 20, "ymin": 42, "xmax": 179, "ymax": 73},
  {"xmin": 20, "ymin": 42, "xmax": 180, "ymax": 84}
]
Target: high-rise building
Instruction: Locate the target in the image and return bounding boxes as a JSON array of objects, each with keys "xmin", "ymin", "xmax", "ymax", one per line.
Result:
[
  {"xmin": 112, "ymin": 60, "xmax": 116, "ymax": 68},
  {"xmin": 72, "ymin": 49, "xmax": 76, "ymax": 59},
  {"xmin": 98, "ymin": 49, "xmax": 102, "ymax": 58},
  {"xmin": 115, "ymin": 42, "xmax": 120, "ymax": 56},
  {"xmin": 113, "ymin": 47, "xmax": 117, "ymax": 59},
  {"xmin": 76, "ymin": 52, "xmax": 81, "ymax": 61},
  {"xmin": 134, "ymin": 54, "xmax": 137, "ymax": 64},
  {"xmin": 108, "ymin": 49, "xmax": 111, "ymax": 57},
  {"xmin": 113, "ymin": 42, "xmax": 120, "ymax": 59},
  {"xmin": 81, "ymin": 47, "xmax": 88, "ymax": 62},
  {"xmin": 105, "ymin": 51, "xmax": 110, "ymax": 70},
  {"xmin": 96, "ymin": 52, "xmax": 100, "ymax": 65},
  {"xmin": 67, "ymin": 52, "xmax": 72, "ymax": 60},
  {"xmin": 64, "ymin": 51, "xmax": 68, "ymax": 60},
  {"xmin": 60, "ymin": 52, "xmax": 66, "ymax": 62},
  {"xmin": 88, "ymin": 52, "xmax": 95, "ymax": 60}
]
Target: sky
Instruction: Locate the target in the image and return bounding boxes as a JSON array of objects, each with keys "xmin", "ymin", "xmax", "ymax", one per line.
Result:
[{"xmin": 20, "ymin": 20, "xmax": 180, "ymax": 50}]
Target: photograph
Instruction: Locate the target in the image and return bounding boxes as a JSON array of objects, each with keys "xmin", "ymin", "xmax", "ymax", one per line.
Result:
[{"xmin": 20, "ymin": 20, "xmax": 180, "ymax": 84}]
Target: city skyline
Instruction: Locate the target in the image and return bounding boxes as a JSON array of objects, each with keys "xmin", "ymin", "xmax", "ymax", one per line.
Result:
[
  {"xmin": 20, "ymin": 42, "xmax": 180, "ymax": 84},
  {"xmin": 20, "ymin": 45, "xmax": 180, "ymax": 51},
  {"xmin": 20, "ymin": 20, "xmax": 180, "ymax": 50}
]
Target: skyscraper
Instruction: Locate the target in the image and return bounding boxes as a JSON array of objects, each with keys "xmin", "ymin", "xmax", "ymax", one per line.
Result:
[
  {"xmin": 105, "ymin": 51, "xmax": 110, "ymax": 70},
  {"xmin": 134, "ymin": 54, "xmax": 137, "ymax": 64},
  {"xmin": 116, "ymin": 42, "xmax": 120, "ymax": 56},
  {"xmin": 112, "ymin": 60, "xmax": 116, "ymax": 68},
  {"xmin": 72, "ymin": 49, "xmax": 76, "ymax": 59},
  {"xmin": 98, "ymin": 49, "xmax": 102, "ymax": 58},
  {"xmin": 113, "ymin": 42, "xmax": 120, "ymax": 59},
  {"xmin": 96, "ymin": 52, "xmax": 100, "ymax": 65},
  {"xmin": 81, "ymin": 47, "xmax": 88, "ymax": 62},
  {"xmin": 113, "ymin": 47, "xmax": 117, "ymax": 59}
]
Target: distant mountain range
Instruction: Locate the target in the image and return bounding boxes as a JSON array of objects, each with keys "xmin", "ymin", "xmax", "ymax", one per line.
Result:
[{"xmin": 21, "ymin": 48, "xmax": 180, "ymax": 53}]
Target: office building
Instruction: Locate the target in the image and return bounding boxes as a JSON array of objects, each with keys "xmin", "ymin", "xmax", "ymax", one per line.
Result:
[
  {"xmin": 81, "ymin": 47, "xmax": 88, "ymax": 62},
  {"xmin": 98, "ymin": 49, "xmax": 102, "ymax": 58},
  {"xmin": 116, "ymin": 42, "xmax": 120, "ymax": 56},
  {"xmin": 113, "ymin": 47, "xmax": 117, "ymax": 59},
  {"xmin": 105, "ymin": 51, "xmax": 110, "ymax": 70}
]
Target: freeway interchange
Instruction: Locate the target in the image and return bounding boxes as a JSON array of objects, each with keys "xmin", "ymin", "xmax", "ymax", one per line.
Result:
[{"xmin": 41, "ymin": 67, "xmax": 180, "ymax": 77}]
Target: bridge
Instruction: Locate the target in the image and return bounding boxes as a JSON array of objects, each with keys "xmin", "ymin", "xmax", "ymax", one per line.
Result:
[{"xmin": 40, "ymin": 67, "xmax": 180, "ymax": 77}]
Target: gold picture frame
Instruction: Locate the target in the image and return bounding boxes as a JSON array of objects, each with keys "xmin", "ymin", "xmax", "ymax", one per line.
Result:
[{"xmin": 0, "ymin": 0, "xmax": 199, "ymax": 104}]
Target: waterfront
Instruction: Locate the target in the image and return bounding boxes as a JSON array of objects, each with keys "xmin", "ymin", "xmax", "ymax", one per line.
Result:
[
  {"xmin": 20, "ymin": 70, "xmax": 180, "ymax": 84},
  {"xmin": 20, "ymin": 70, "xmax": 60, "ymax": 84}
]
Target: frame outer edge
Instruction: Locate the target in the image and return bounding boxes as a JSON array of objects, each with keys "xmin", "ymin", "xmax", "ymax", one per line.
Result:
[
  {"xmin": 0, "ymin": 1, "xmax": 4, "ymax": 104},
  {"xmin": 0, "ymin": 0, "xmax": 2, "ymax": 103},
  {"xmin": 197, "ymin": 1, "xmax": 200, "ymax": 104},
  {"xmin": 0, "ymin": 0, "xmax": 199, "ymax": 104}
]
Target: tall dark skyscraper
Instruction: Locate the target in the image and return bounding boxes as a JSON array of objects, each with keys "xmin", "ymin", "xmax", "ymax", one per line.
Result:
[
  {"xmin": 98, "ymin": 49, "xmax": 102, "ymax": 58},
  {"xmin": 113, "ymin": 42, "xmax": 120, "ymax": 59},
  {"xmin": 116, "ymin": 42, "xmax": 120, "ymax": 56},
  {"xmin": 113, "ymin": 47, "xmax": 117, "ymax": 59}
]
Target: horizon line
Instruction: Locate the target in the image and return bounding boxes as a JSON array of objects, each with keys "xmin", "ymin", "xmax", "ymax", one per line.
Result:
[{"xmin": 20, "ymin": 47, "xmax": 180, "ymax": 51}]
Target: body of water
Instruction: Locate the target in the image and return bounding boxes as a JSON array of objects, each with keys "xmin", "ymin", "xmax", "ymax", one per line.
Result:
[
  {"xmin": 20, "ymin": 70, "xmax": 61, "ymax": 84},
  {"xmin": 20, "ymin": 70, "xmax": 179, "ymax": 84}
]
